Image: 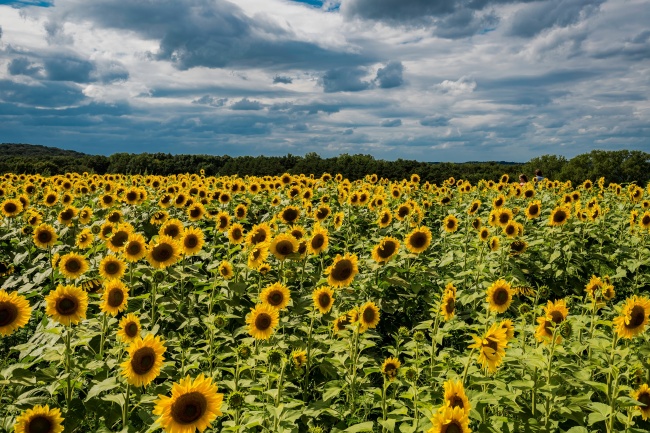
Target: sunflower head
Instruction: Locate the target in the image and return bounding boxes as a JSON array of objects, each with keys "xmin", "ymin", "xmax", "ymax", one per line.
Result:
[
  {"xmin": 260, "ymin": 282, "xmax": 291, "ymax": 310},
  {"xmin": 312, "ymin": 286, "xmax": 335, "ymax": 314},
  {"xmin": 246, "ymin": 304, "xmax": 280, "ymax": 340},
  {"xmin": 325, "ymin": 253, "xmax": 359, "ymax": 288},
  {"xmin": 291, "ymin": 349, "xmax": 307, "ymax": 369},
  {"xmin": 372, "ymin": 236, "xmax": 400, "ymax": 263},
  {"xmin": 468, "ymin": 323, "xmax": 508, "ymax": 373},
  {"xmin": 308, "ymin": 226, "xmax": 329, "ymax": 255},
  {"xmin": 486, "ymin": 279, "xmax": 513, "ymax": 314},
  {"xmin": 99, "ymin": 255, "xmax": 126, "ymax": 280},
  {"xmin": 270, "ymin": 233, "xmax": 299, "ymax": 261},
  {"xmin": 443, "ymin": 380, "xmax": 471, "ymax": 415},
  {"xmin": 45, "ymin": 284, "xmax": 88, "ymax": 326},
  {"xmin": 117, "ymin": 313, "xmax": 141, "ymax": 343},
  {"xmin": 147, "ymin": 236, "xmax": 181, "ymax": 269},
  {"xmin": 632, "ymin": 383, "xmax": 650, "ymax": 420},
  {"xmin": 33, "ymin": 224, "xmax": 58, "ymax": 249},
  {"xmin": 0, "ymin": 290, "xmax": 31, "ymax": 336},
  {"xmin": 614, "ymin": 296, "xmax": 650, "ymax": 339},
  {"xmin": 120, "ymin": 334, "xmax": 166, "ymax": 387},
  {"xmin": 381, "ymin": 357, "xmax": 401, "ymax": 382},
  {"xmin": 358, "ymin": 301, "xmax": 380, "ymax": 332},
  {"xmin": 181, "ymin": 226, "xmax": 205, "ymax": 255},
  {"xmin": 443, "ymin": 214, "xmax": 459, "ymax": 233},
  {"xmin": 101, "ymin": 279, "xmax": 129, "ymax": 316},
  {"xmin": 13, "ymin": 405, "xmax": 64, "ymax": 433},
  {"xmin": 218, "ymin": 260, "xmax": 234, "ymax": 280},
  {"xmin": 58, "ymin": 253, "xmax": 89, "ymax": 280},
  {"xmin": 549, "ymin": 206, "xmax": 571, "ymax": 226}
]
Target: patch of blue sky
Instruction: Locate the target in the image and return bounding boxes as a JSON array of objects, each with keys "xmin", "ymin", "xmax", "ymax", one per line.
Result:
[
  {"xmin": 290, "ymin": 0, "xmax": 340, "ymax": 11},
  {"xmin": 0, "ymin": 0, "xmax": 54, "ymax": 7}
]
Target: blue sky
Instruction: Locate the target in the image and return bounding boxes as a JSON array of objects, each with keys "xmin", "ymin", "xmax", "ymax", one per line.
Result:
[{"xmin": 0, "ymin": 0, "xmax": 648, "ymax": 162}]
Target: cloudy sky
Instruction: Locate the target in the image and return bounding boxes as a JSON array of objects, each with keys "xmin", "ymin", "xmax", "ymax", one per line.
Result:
[{"xmin": 0, "ymin": 0, "xmax": 648, "ymax": 161}]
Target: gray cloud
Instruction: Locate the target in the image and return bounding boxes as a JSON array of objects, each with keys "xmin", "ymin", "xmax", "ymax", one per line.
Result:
[
  {"xmin": 273, "ymin": 75, "xmax": 293, "ymax": 84},
  {"xmin": 8, "ymin": 57, "xmax": 42, "ymax": 77},
  {"xmin": 44, "ymin": 56, "xmax": 95, "ymax": 82},
  {"xmin": 0, "ymin": 79, "xmax": 86, "ymax": 107},
  {"xmin": 321, "ymin": 67, "xmax": 371, "ymax": 92},
  {"xmin": 375, "ymin": 61, "xmax": 404, "ymax": 88},
  {"xmin": 420, "ymin": 115, "xmax": 449, "ymax": 127},
  {"xmin": 192, "ymin": 95, "xmax": 229, "ymax": 106},
  {"xmin": 381, "ymin": 118, "xmax": 401, "ymax": 127},
  {"xmin": 507, "ymin": 0, "xmax": 605, "ymax": 38},
  {"xmin": 230, "ymin": 98, "xmax": 263, "ymax": 110}
]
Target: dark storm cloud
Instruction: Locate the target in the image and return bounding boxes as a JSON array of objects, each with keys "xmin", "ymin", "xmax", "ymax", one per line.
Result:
[
  {"xmin": 230, "ymin": 98, "xmax": 264, "ymax": 110},
  {"xmin": 70, "ymin": 0, "xmax": 375, "ymax": 71},
  {"xmin": 506, "ymin": 0, "xmax": 605, "ymax": 38},
  {"xmin": 320, "ymin": 67, "xmax": 371, "ymax": 92},
  {"xmin": 44, "ymin": 56, "xmax": 95, "ymax": 83},
  {"xmin": 380, "ymin": 119, "xmax": 401, "ymax": 127},
  {"xmin": 375, "ymin": 61, "xmax": 403, "ymax": 88},
  {"xmin": 0, "ymin": 79, "xmax": 86, "ymax": 107},
  {"xmin": 273, "ymin": 75, "xmax": 293, "ymax": 84},
  {"xmin": 8, "ymin": 57, "xmax": 42, "ymax": 77}
]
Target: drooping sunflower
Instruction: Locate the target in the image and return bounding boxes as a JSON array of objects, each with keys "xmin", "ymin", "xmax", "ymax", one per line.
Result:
[
  {"xmin": 101, "ymin": 279, "xmax": 129, "ymax": 316},
  {"xmin": 121, "ymin": 334, "xmax": 166, "ymax": 387},
  {"xmin": 381, "ymin": 357, "xmax": 401, "ymax": 382},
  {"xmin": 441, "ymin": 290, "xmax": 456, "ymax": 321},
  {"xmin": 0, "ymin": 261, "xmax": 15, "ymax": 277},
  {"xmin": 13, "ymin": 405, "xmax": 64, "ymax": 433},
  {"xmin": 123, "ymin": 233, "xmax": 147, "ymax": 262},
  {"xmin": 45, "ymin": 284, "xmax": 88, "ymax": 326},
  {"xmin": 535, "ymin": 299, "xmax": 569, "ymax": 343},
  {"xmin": 427, "ymin": 405, "xmax": 471, "ymax": 433},
  {"xmin": 99, "ymin": 255, "xmax": 126, "ymax": 280},
  {"xmin": 147, "ymin": 236, "xmax": 181, "ymax": 269},
  {"xmin": 499, "ymin": 319, "xmax": 515, "ymax": 341},
  {"xmin": 486, "ymin": 279, "xmax": 513, "ymax": 314},
  {"xmin": 117, "ymin": 313, "xmax": 141, "ymax": 343},
  {"xmin": 404, "ymin": 226, "xmax": 432, "ymax": 254},
  {"xmin": 308, "ymin": 225, "xmax": 329, "ymax": 255},
  {"xmin": 312, "ymin": 286, "xmax": 335, "ymax": 314},
  {"xmin": 325, "ymin": 253, "xmax": 359, "ymax": 288},
  {"xmin": 218, "ymin": 260, "xmax": 234, "ymax": 280},
  {"xmin": 33, "ymin": 224, "xmax": 57, "ymax": 249},
  {"xmin": 181, "ymin": 226, "xmax": 205, "ymax": 256},
  {"xmin": 371, "ymin": 236, "xmax": 400, "ymax": 264},
  {"xmin": 246, "ymin": 303, "xmax": 280, "ymax": 340},
  {"xmin": 549, "ymin": 206, "xmax": 571, "ymax": 226},
  {"xmin": 150, "ymin": 210, "xmax": 169, "ymax": 226},
  {"xmin": 291, "ymin": 349, "xmax": 308, "ymax": 369},
  {"xmin": 332, "ymin": 313, "xmax": 352, "ymax": 335},
  {"xmin": 358, "ymin": 301, "xmax": 380, "ymax": 332},
  {"xmin": 632, "ymin": 383, "xmax": 650, "ymax": 420},
  {"xmin": 614, "ymin": 296, "xmax": 650, "ymax": 339},
  {"xmin": 443, "ymin": 380, "xmax": 471, "ymax": 415},
  {"xmin": 443, "ymin": 214, "xmax": 459, "ymax": 233},
  {"xmin": 467, "ymin": 199, "xmax": 481, "ymax": 215},
  {"xmin": 333, "ymin": 211, "xmax": 344, "ymax": 230},
  {"xmin": 260, "ymin": 282, "xmax": 291, "ymax": 310},
  {"xmin": 58, "ymin": 253, "xmax": 89, "ymax": 280},
  {"xmin": 270, "ymin": 233, "xmax": 299, "ymax": 260},
  {"xmin": 247, "ymin": 243, "xmax": 270, "ymax": 269},
  {"xmin": 0, "ymin": 290, "xmax": 31, "ymax": 336},
  {"xmin": 509, "ymin": 240, "xmax": 527, "ymax": 256},
  {"xmin": 468, "ymin": 322, "xmax": 508, "ymax": 373}
]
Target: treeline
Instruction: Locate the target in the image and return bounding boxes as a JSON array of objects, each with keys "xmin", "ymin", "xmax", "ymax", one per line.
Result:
[{"xmin": 0, "ymin": 144, "xmax": 648, "ymax": 185}]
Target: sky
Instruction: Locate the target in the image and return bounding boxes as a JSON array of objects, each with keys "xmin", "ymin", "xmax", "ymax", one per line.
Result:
[{"xmin": 0, "ymin": 0, "xmax": 648, "ymax": 162}]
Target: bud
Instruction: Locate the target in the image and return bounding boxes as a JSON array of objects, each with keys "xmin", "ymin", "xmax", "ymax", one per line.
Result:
[
  {"xmin": 227, "ymin": 391, "xmax": 245, "ymax": 410},
  {"xmin": 404, "ymin": 367, "xmax": 418, "ymax": 382},
  {"xmin": 214, "ymin": 314, "xmax": 227, "ymax": 328},
  {"xmin": 413, "ymin": 331, "xmax": 425, "ymax": 342},
  {"xmin": 237, "ymin": 344, "xmax": 252, "ymax": 360}
]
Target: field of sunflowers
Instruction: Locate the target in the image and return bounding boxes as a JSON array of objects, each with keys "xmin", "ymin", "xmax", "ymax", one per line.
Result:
[{"xmin": 1, "ymin": 171, "xmax": 650, "ymax": 433}]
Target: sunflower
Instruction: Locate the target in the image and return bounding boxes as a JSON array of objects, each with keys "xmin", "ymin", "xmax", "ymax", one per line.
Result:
[
  {"xmin": 270, "ymin": 233, "xmax": 299, "ymax": 261},
  {"xmin": 308, "ymin": 225, "xmax": 329, "ymax": 255},
  {"xmin": 233, "ymin": 203, "xmax": 247, "ymax": 220},
  {"xmin": 640, "ymin": 211, "xmax": 650, "ymax": 230},
  {"xmin": 492, "ymin": 194, "xmax": 506, "ymax": 208},
  {"xmin": 121, "ymin": 334, "xmax": 166, "ymax": 387},
  {"xmin": 0, "ymin": 261, "xmax": 15, "ymax": 277},
  {"xmin": 228, "ymin": 223, "xmax": 245, "ymax": 245},
  {"xmin": 443, "ymin": 380, "xmax": 471, "ymax": 415},
  {"xmin": 33, "ymin": 224, "xmax": 57, "ymax": 249},
  {"xmin": 325, "ymin": 253, "xmax": 359, "ymax": 288},
  {"xmin": 443, "ymin": 214, "xmax": 459, "ymax": 233},
  {"xmin": 377, "ymin": 208, "xmax": 392, "ymax": 228},
  {"xmin": 549, "ymin": 206, "xmax": 571, "ymax": 226},
  {"xmin": 333, "ymin": 211, "xmax": 344, "ymax": 230},
  {"xmin": 153, "ymin": 374, "xmax": 224, "ymax": 433},
  {"xmin": 160, "ymin": 219, "xmax": 184, "ymax": 240},
  {"xmin": 358, "ymin": 301, "xmax": 380, "ymax": 332},
  {"xmin": 535, "ymin": 299, "xmax": 569, "ymax": 343},
  {"xmin": 381, "ymin": 357, "xmax": 401, "ymax": 382},
  {"xmin": 247, "ymin": 243, "xmax": 270, "ymax": 269},
  {"xmin": 1, "ymin": 198, "xmax": 22, "ymax": 218},
  {"xmin": 0, "ymin": 290, "xmax": 31, "ymax": 336},
  {"xmin": 123, "ymin": 233, "xmax": 147, "ymax": 262},
  {"xmin": 218, "ymin": 260, "xmax": 234, "ymax": 280},
  {"xmin": 509, "ymin": 240, "xmax": 527, "ymax": 256},
  {"xmin": 99, "ymin": 255, "xmax": 126, "ymax": 280},
  {"xmin": 147, "ymin": 236, "xmax": 181, "ymax": 269},
  {"xmin": 632, "ymin": 383, "xmax": 650, "ymax": 420},
  {"xmin": 57, "ymin": 207, "xmax": 77, "ymax": 226},
  {"xmin": 468, "ymin": 322, "xmax": 508, "ymax": 373},
  {"xmin": 187, "ymin": 202, "xmax": 206, "ymax": 222},
  {"xmin": 13, "ymin": 405, "xmax": 64, "ymax": 433},
  {"xmin": 75, "ymin": 228, "xmax": 94, "ymax": 249},
  {"xmin": 427, "ymin": 406, "xmax": 471, "ymax": 433},
  {"xmin": 106, "ymin": 223, "xmax": 133, "ymax": 253},
  {"xmin": 180, "ymin": 226, "xmax": 205, "ymax": 256},
  {"xmin": 117, "ymin": 313, "xmax": 141, "ymax": 343},
  {"xmin": 404, "ymin": 226, "xmax": 432, "ymax": 254},
  {"xmin": 260, "ymin": 282, "xmax": 291, "ymax": 310},
  {"xmin": 441, "ymin": 290, "xmax": 456, "ymax": 321},
  {"xmin": 312, "ymin": 286, "xmax": 335, "ymax": 314},
  {"xmin": 45, "ymin": 284, "xmax": 88, "ymax": 326},
  {"xmin": 150, "ymin": 210, "xmax": 169, "ymax": 226},
  {"xmin": 486, "ymin": 279, "xmax": 513, "ymax": 314},
  {"xmin": 43, "ymin": 191, "xmax": 58, "ymax": 207},
  {"xmin": 499, "ymin": 319, "xmax": 515, "ymax": 341},
  {"xmin": 585, "ymin": 275, "xmax": 606, "ymax": 302},
  {"xmin": 314, "ymin": 205, "xmax": 331, "ymax": 222},
  {"xmin": 614, "ymin": 296, "xmax": 650, "ymax": 339},
  {"xmin": 246, "ymin": 222, "xmax": 272, "ymax": 245},
  {"xmin": 291, "ymin": 349, "xmax": 308, "ymax": 369},
  {"xmin": 100, "ymin": 279, "xmax": 129, "ymax": 316},
  {"xmin": 495, "ymin": 208, "xmax": 513, "ymax": 227},
  {"xmin": 371, "ymin": 236, "xmax": 400, "ymax": 264},
  {"xmin": 467, "ymin": 200, "xmax": 481, "ymax": 215},
  {"xmin": 246, "ymin": 303, "xmax": 280, "ymax": 340},
  {"xmin": 489, "ymin": 236, "xmax": 500, "ymax": 252},
  {"xmin": 58, "ymin": 253, "xmax": 89, "ymax": 280},
  {"xmin": 279, "ymin": 205, "xmax": 301, "ymax": 224},
  {"xmin": 25, "ymin": 211, "xmax": 42, "ymax": 227}
]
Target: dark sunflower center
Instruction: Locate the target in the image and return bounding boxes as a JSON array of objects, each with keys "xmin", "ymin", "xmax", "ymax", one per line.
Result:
[
  {"xmin": 190, "ymin": 208, "xmax": 201, "ymax": 218},
  {"xmin": 251, "ymin": 230, "xmax": 267, "ymax": 244},
  {"xmin": 125, "ymin": 322, "xmax": 138, "ymax": 337},
  {"xmin": 108, "ymin": 288, "xmax": 124, "ymax": 308},
  {"xmin": 164, "ymin": 226, "xmax": 180, "ymax": 238},
  {"xmin": 332, "ymin": 260, "xmax": 352, "ymax": 281},
  {"xmin": 4, "ymin": 202, "xmax": 17, "ymax": 213},
  {"xmin": 104, "ymin": 262, "xmax": 120, "ymax": 275},
  {"xmin": 511, "ymin": 241, "xmax": 525, "ymax": 252},
  {"xmin": 26, "ymin": 415, "xmax": 53, "ymax": 433},
  {"xmin": 449, "ymin": 395, "xmax": 464, "ymax": 409},
  {"xmin": 505, "ymin": 225, "xmax": 516, "ymax": 235},
  {"xmin": 628, "ymin": 305, "xmax": 646, "ymax": 329},
  {"xmin": 126, "ymin": 192, "xmax": 138, "ymax": 201},
  {"xmin": 282, "ymin": 208, "xmax": 299, "ymax": 222},
  {"xmin": 46, "ymin": 195, "xmax": 56, "ymax": 204},
  {"xmin": 65, "ymin": 259, "xmax": 82, "ymax": 273},
  {"xmin": 444, "ymin": 421, "xmax": 462, "ymax": 433},
  {"xmin": 152, "ymin": 244, "xmax": 173, "ymax": 262},
  {"xmin": 553, "ymin": 210, "xmax": 567, "ymax": 223},
  {"xmin": 495, "ymin": 198, "xmax": 503, "ymax": 207},
  {"xmin": 268, "ymin": 291, "xmax": 284, "ymax": 306},
  {"xmin": 317, "ymin": 209, "xmax": 329, "ymax": 219},
  {"xmin": 481, "ymin": 230, "xmax": 489, "ymax": 240},
  {"xmin": 236, "ymin": 208, "xmax": 245, "ymax": 218},
  {"xmin": 362, "ymin": 307, "xmax": 376, "ymax": 324},
  {"xmin": 525, "ymin": 190, "xmax": 534, "ymax": 198},
  {"xmin": 493, "ymin": 288, "xmax": 509, "ymax": 306},
  {"xmin": 377, "ymin": 241, "xmax": 397, "ymax": 259},
  {"xmin": 470, "ymin": 203, "xmax": 478, "ymax": 213},
  {"xmin": 255, "ymin": 313, "xmax": 272, "ymax": 331},
  {"xmin": 445, "ymin": 298, "xmax": 455, "ymax": 314},
  {"xmin": 276, "ymin": 240, "xmax": 294, "ymax": 255},
  {"xmin": 499, "ymin": 213, "xmax": 510, "ymax": 224},
  {"xmin": 549, "ymin": 310, "xmax": 564, "ymax": 324},
  {"xmin": 638, "ymin": 392, "xmax": 650, "ymax": 407},
  {"xmin": 131, "ymin": 347, "xmax": 156, "ymax": 375},
  {"xmin": 60, "ymin": 210, "xmax": 73, "ymax": 221},
  {"xmin": 37, "ymin": 231, "xmax": 53, "ymax": 244},
  {"xmin": 486, "ymin": 339, "xmax": 499, "ymax": 352},
  {"xmin": 298, "ymin": 242, "xmax": 307, "ymax": 255},
  {"xmin": 380, "ymin": 214, "xmax": 390, "ymax": 224},
  {"xmin": 398, "ymin": 207, "xmax": 409, "ymax": 218},
  {"xmin": 409, "ymin": 232, "xmax": 427, "ymax": 249},
  {"xmin": 446, "ymin": 219, "xmax": 456, "ymax": 229},
  {"xmin": 127, "ymin": 242, "xmax": 142, "ymax": 256},
  {"xmin": 111, "ymin": 231, "xmax": 128, "ymax": 247},
  {"xmin": 231, "ymin": 228, "xmax": 242, "ymax": 240},
  {"xmin": 184, "ymin": 235, "xmax": 198, "ymax": 249},
  {"xmin": 318, "ymin": 293, "xmax": 331, "ymax": 308},
  {"xmin": 0, "ymin": 302, "xmax": 18, "ymax": 327},
  {"xmin": 218, "ymin": 218, "xmax": 228, "ymax": 230},
  {"xmin": 0, "ymin": 262, "xmax": 8, "ymax": 273},
  {"xmin": 56, "ymin": 296, "xmax": 78, "ymax": 316},
  {"xmin": 311, "ymin": 234, "xmax": 324, "ymax": 250},
  {"xmin": 251, "ymin": 248, "xmax": 262, "ymax": 260},
  {"xmin": 384, "ymin": 363, "xmax": 397, "ymax": 374},
  {"xmin": 643, "ymin": 216, "xmax": 650, "ymax": 226}
]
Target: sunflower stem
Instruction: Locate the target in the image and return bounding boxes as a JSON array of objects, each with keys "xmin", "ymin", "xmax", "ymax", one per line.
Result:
[
  {"xmin": 273, "ymin": 360, "xmax": 286, "ymax": 431},
  {"xmin": 606, "ymin": 333, "xmax": 620, "ymax": 433},
  {"xmin": 65, "ymin": 325, "xmax": 72, "ymax": 414},
  {"xmin": 99, "ymin": 312, "xmax": 108, "ymax": 358},
  {"xmin": 461, "ymin": 348, "xmax": 476, "ymax": 386},
  {"xmin": 381, "ymin": 378, "xmax": 389, "ymax": 433},
  {"xmin": 122, "ymin": 382, "xmax": 130, "ymax": 429},
  {"xmin": 151, "ymin": 279, "xmax": 158, "ymax": 326},
  {"xmin": 543, "ymin": 326, "xmax": 559, "ymax": 432},
  {"xmin": 302, "ymin": 308, "xmax": 316, "ymax": 402},
  {"xmin": 429, "ymin": 307, "xmax": 441, "ymax": 379}
]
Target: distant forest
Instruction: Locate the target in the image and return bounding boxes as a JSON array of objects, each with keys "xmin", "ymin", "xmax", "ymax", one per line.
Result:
[{"xmin": 1, "ymin": 143, "xmax": 648, "ymax": 185}]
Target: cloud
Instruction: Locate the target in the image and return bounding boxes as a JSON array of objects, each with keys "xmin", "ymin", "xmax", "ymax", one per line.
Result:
[
  {"xmin": 321, "ymin": 67, "xmax": 372, "ymax": 92},
  {"xmin": 230, "ymin": 98, "xmax": 264, "ymax": 110},
  {"xmin": 375, "ymin": 61, "xmax": 404, "ymax": 88},
  {"xmin": 0, "ymin": 79, "xmax": 86, "ymax": 107},
  {"xmin": 273, "ymin": 75, "xmax": 293, "ymax": 84},
  {"xmin": 342, "ymin": 0, "xmax": 454, "ymax": 23},
  {"xmin": 44, "ymin": 56, "xmax": 95, "ymax": 83},
  {"xmin": 435, "ymin": 76, "xmax": 476, "ymax": 95},
  {"xmin": 192, "ymin": 95, "xmax": 228, "ymax": 107},
  {"xmin": 381, "ymin": 118, "xmax": 402, "ymax": 127},
  {"xmin": 506, "ymin": 0, "xmax": 605, "ymax": 38},
  {"xmin": 420, "ymin": 115, "xmax": 449, "ymax": 127},
  {"xmin": 8, "ymin": 57, "xmax": 43, "ymax": 77}
]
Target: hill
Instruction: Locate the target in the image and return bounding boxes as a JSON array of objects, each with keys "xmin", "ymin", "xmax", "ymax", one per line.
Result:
[{"xmin": 0, "ymin": 143, "xmax": 89, "ymax": 158}]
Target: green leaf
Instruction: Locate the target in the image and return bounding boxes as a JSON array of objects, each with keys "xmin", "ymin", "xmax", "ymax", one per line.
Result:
[
  {"xmin": 85, "ymin": 377, "xmax": 119, "ymax": 401},
  {"xmin": 344, "ymin": 421, "xmax": 374, "ymax": 432}
]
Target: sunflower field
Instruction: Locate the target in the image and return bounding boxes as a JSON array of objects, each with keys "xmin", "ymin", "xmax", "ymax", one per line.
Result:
[{"xmin": 1, "ymin": 172, "xmax": 650, "ymax": 433}]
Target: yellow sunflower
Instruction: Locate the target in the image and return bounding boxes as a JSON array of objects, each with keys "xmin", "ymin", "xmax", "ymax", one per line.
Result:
[
  {"xmin": 279, "ymin": 205, "xmax": 301, "ymax": 224},
  {"xmin": 1, "ymin": 198, "xmax": 23, "ymax": 218},
  {"xmin": 153, "ymin": 374, "xmax": 223, "ymax": 433},
  {"xmin": 441, "ymin": 290, "xmax": 456, "ymax": 321},
  {"xmin": 478, "ymin": 227, "xmax": 490, "ymax": 242},
  {"xmin": 333, "ymin": 211, "xmax": 344, "ymax": 230},
  {"xmin": 33, "ymin": 224, "xmax": 57, "ymax": 249},
  {"xmin": 117, "ymin": 313, "xmax": 141, "ymax": 344},
  {"xmin": 123, "ymin": 233, "xmax": 147, "ymax": 262},
  {"xmin": 0, "ymin": 261, "xmax": 15, "ymax": 278},
  {"xmin": 247, "ymin": 243, "xmax": 270, "ymax": 269},
  {"xmin": 467, "ymin": 200, "xmax": 481, "ymax": 215},
  {"xmin": 549, "ymin": 206, "xmax": 571, "ymax": 226},
  {"xmin": 499, "ymin": 319, "xmax": 515, "ymax": 341},
  {"xmin": 58, "ymin": 253, "xmax": 89, "ymax": 280},
  {"xmin": 443, "ymin": 214, "xmax": 459, "ymax": 233},
  {"xmin": 358, "ymin": 301, "xmax": 380, "ymax": 332},
  {"xmin": 489, "ymin": 236, "xmax": 500, "ymax": 252},
  {"xmin": 75, "ymin": 228, "xmax": 94, "ymax": 249},
  {"xmin": 443, "ymin": 380, "xmax": 471, "ymax": 415},
  {"xmin": 181, "ymin": 226, "xmax": 205, "ymax": 256},
  {"xmin": 371, "ymin": 236, "xmax": 400, "ymax": 264},
  {"xmin": 246, "ymin": 222, "xmax": 272, "ymax": 246},
  {"xmin": 260, "ymin": 282, "xmax": 291, "ymax": 310},
  {"xmin": 99, "ymin": 255, "xmax": 126, "ymax": 280},
  {"xmin": 121, "ymin": 334, "xmax": 166, "ymax": 387},
  {"xmin": 492, "ymin": 194, "xmax": 506, "ymax": 208},
  {"xmin": 45, "ymin": 284, "xmax": 88, "ymax": 326},
  {"xmin": 291, "ymin": 349, "xmax": 308, "ymax": 369},
  {"xmin": 307, "ymin": 225, "xmax": 329, "ymax": 255},
  {"xmin": 270, "ymin": 233, "xmax": 299, "ymax": 261},
  {"xmin": 0, "ymin": 290, "xmax": 31, "ymax": 336},
  {"xmin": 14, "ymin": 405, "xmax": 64, "ymax": 433},
  {"xmin": 312, "ymin": 286, "xmax": 335, "ymax": 314},
  {"xmin": 377, "ymin": 208, "xmax": 392, "ymax": 228},
  {"xmin": 246, "ymin": 303, "xmax": 280, "ymax": 340},
  {"xmin": 486, "ymin": 279, "xmax": 513, "ymax": 314},
  {"xmin": 614, "ymin": 296, "xmax": 650, "ymax": 339},
  {"xmin": 381, "ymin": 357, "xmax": 401, "ymax": 382},
  {"xmin": 404, "ymin": 226, "xmax": 432, "ymax": 254},
  {"xmin": 106, "ymin": 223, "xmax": 133, "ymax": 253},
  {"xmin": 147, "ymin": 236, "xmax": 181, "ymax": 269},
  {"xmin": 495, "ymin": 207, "xmax": 513, "ymax": 227},
  {"xmin": 218, "ymin": 260, "xmax": 234, "ymax": 280},
  {"xmin": 427, "ymin": 405, "xmax": 471, "ymax": 433},
  {"xmin": 187, "ymin": 202, "xmax": 206, "ymax": 222},
  {"xmin": 100, "ymin": 279, "xmax": 129, "ymax": 316},
  {"xmin": 632, "ymin": 383, "xmax": 650, "ymax": 420},
  {"xmin": 325, "ymin": 253, "xmax": 359, "ymax": 288},
  {"xmin": 468, "ymin": 322, "xmax": 508, "ymax": 373},
  {"xmin": 160, "ymin": 218, "xmax": 184, "ymax": 240}
]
